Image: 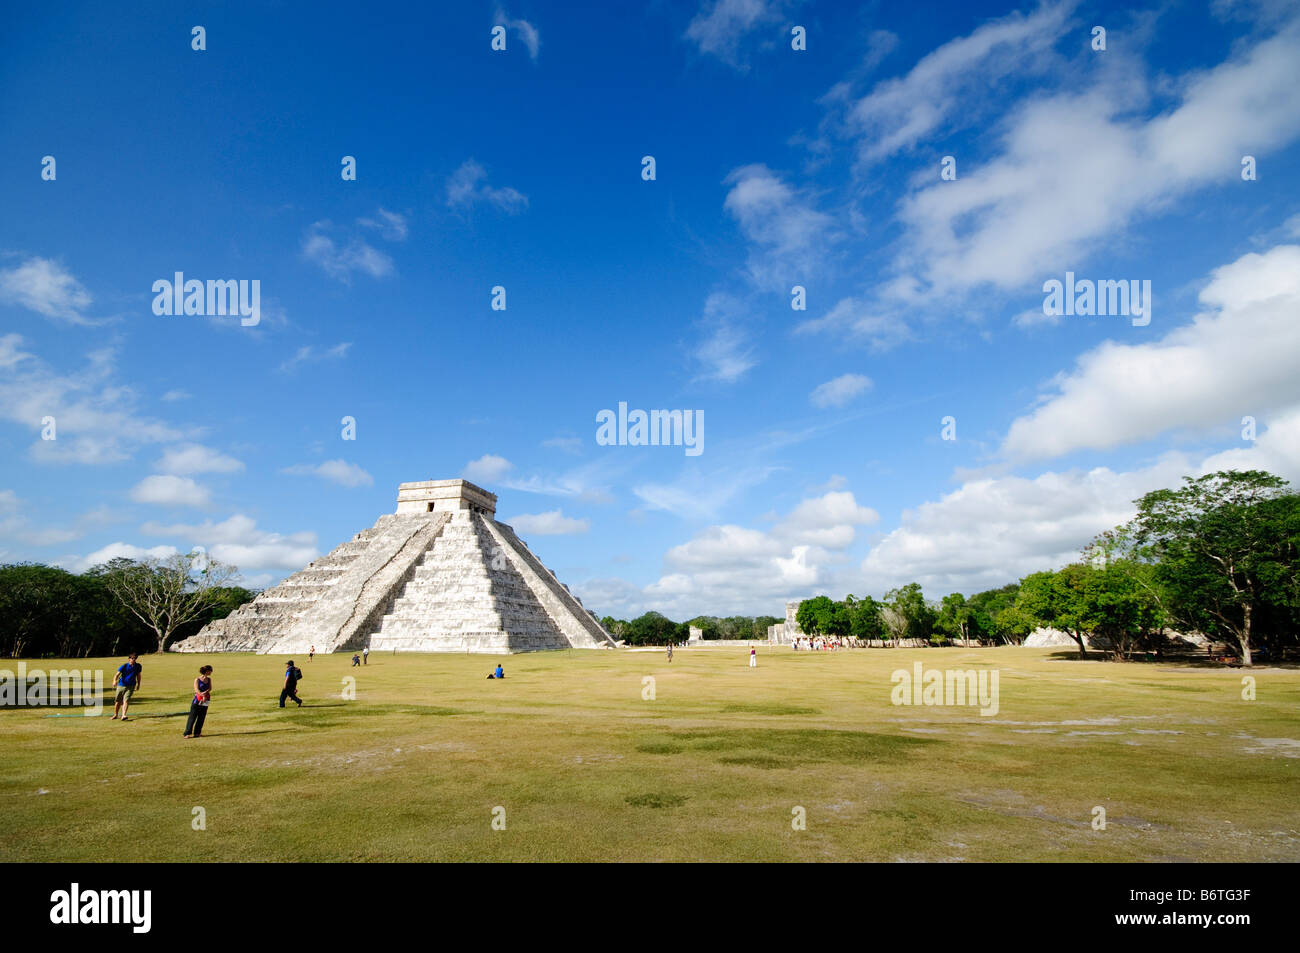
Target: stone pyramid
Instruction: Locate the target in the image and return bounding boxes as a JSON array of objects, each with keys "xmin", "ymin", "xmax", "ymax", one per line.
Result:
[{"xmin": 172, "ymin": 479, "xmax": 617, "ymax": 655}]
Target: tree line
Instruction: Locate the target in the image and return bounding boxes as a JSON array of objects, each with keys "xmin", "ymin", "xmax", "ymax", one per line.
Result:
[
  {"xmin": 793, "ymin": 471, "xmax": 1299, "ymax": 665},
  {"xmin": 598, "ymin": 613, "xmax": 783, "ymax": 646}
]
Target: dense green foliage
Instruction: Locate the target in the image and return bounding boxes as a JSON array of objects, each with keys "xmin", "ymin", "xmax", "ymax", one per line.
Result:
[{"xmin": 0, "ymin": 561, "xmax": 252, "ymax": 658}]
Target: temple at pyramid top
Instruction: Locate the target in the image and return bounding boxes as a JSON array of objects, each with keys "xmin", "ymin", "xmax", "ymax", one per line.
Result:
[
  {"xmin": 396, "ymin": 479, "xmax": 497, "ymax": 516},
  {"xmin": 172, "ymin": 479, "xmax": 616, "ymax": 655}
]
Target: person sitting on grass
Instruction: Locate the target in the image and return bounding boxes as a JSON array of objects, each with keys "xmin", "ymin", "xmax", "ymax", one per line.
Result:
[
  {"xmin": 112, "ymin": 654, "xmax": 143, "ymax": 721},
  {"xmin": 487, "ymin": 664, "xmax": 505, "ymax": 679}
]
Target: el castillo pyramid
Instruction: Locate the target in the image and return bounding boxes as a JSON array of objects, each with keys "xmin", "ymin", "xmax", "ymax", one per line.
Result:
[{"xmin": 172, "ymin": 479, "xmax": 617, "ymax": 655}]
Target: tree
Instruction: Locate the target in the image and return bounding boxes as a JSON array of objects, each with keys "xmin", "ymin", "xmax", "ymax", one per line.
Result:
[
  {"xmin": 968, "ymin": 583, "xmax": 1021, "ymax": 643},
  {"xmin": 622, "ymin": 611, "xmax": 679, "ymax": 645},
  {"xmin": 1128, "ymin": 470, "xmax": 1297, "ymax": 666},
  {"xmin": 1016, "ymin": 567, "xmax": 1090, "ymax": 655},
  {"xmin": 938, "ymin": 593, "xmax": 973, "ymax": 644},
  {"xmin": 100, "ymin": 552, "xmax": 239, "ymax": 653},
  {"xmin": 880, "ymin": 604, "xmax": 908, "ymax": 643},
  {"xmin": 885, "ymin": 583, "xmax": 936, "ymax": 643},
  {"xmin": 796, "ymin": 596, "xmax": 836, "ymax": 636},
  {"xmin": 848, "ymin": 596, "xmax": 885, "ymax": 641}
]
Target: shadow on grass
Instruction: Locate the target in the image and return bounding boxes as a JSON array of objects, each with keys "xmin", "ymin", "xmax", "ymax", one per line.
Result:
[
  {"xmin": 636, "ymin": 727, "xmax": 938, "ymax": 769},
  {"xmin": 1043, "ymin": 650, "xmax": 1296, "ymax": 669}
]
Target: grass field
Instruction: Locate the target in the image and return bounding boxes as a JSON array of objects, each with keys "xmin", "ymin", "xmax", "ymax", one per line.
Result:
[{"xmin": 1, "ymin": 645, "xmax": 1297, "ymax": 862}]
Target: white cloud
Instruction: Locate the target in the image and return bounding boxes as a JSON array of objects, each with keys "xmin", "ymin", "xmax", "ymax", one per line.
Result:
[
  {"xmin": 1001, "ymin": 244, "xmax": 1300, "ymax": 462},
  {"xmin": 357, "ymin": 208, "xmax": 409, "ymax": 241},
  {"xmin": 59, "ymin": 542, "xmax": 180, "ymax": 574},
  {"xmin": 130, "ymin": 475, "xmax": 211, "ymax": 507},
  {"xmin": 301, "ymin": 223, "xmax": 394, "ymax": 282},
  {"xmin": 463, "ymin": 454, "xmax": 514, "ymax": 483},
  {"xmin": 282, "ymin": 459, "xmax": 373, "ymax": 488},
  {"xmin": 140, "ymin": 514, "xmax": 318, "ymax": 570},
  {"xmin": 157, "ymin": 443, "xmax": 244, "ymax": 475},
  {"xmin": 794, "ymin": 296, "xmax": 912, "ymax": 350},
  {"xmin": 506, "ymin": 509, "xmax": 590, "ymax": 535},
  {"xmin": 0, "ymin": 337, "xmax": 186, "ymax": 465},
  {"xmin": 810, "ymin": 373, "xmax": 872, "ymax": 408},
  {"xmin": 278, "ymin": 342, "xmax": 352, "ymax": 373},
  {"xmin": 494, "ymin": 7, "xmax": 541, "ymax": 60},
  {"xmin": 723, "ymin": 164, "xmax": 837, "ymax": 290},
  {"xmin": 0, "ymin": 256, "xmax": 95, "ymax": 324},
  {"xmin": 827, "ymin": 1, "xmax": 1075, "ymax": 165},
  {"xmin": 692, "ymin": 292, "xmax": 757, "ymax": 383},
  {"xmin": 887, "ymin": 16, "xmax": 1300, "ymax": 299},
  {"xmin": 580, "ymin": 488, "xmax": 875, "ymax": 618},
  {"xmin": 633, "ymin": 465, "xmax": 777, "ymax": 522},
  {"xmin": 160, "ymin": 389, "xmax": 191, "ymax": 402},
  {"xmin": 446, "ymin": 159, "xmax": 528, "ymax": 213},
  {"xmin": 685, "ymin": 0, "xmax": 785, "ymax": 68}
]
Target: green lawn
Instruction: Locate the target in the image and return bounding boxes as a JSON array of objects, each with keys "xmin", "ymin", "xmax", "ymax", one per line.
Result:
[{"xmin": 1, "ymin": 646, "xmax": 1297, "ymax": 861}]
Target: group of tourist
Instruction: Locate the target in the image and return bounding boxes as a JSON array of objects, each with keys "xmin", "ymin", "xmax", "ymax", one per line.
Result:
[
  {"xmin": 106, "ymin": 653, "xmax": 316, "ymax": 739},
  {"xmin": 792, "ymin": 637, "xmax": 842, "ymax": 651},
  {"xmin": 105, "ymin": 647, "xmax": 511, "ymax": 738}
]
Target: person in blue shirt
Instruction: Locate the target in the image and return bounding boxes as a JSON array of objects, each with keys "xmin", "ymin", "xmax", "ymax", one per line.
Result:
[
  {"xmin": 279, "ymin": 660, "xmax": 303, "ymax": 708},
  {"xmin": 487, "ymin": 664, "xmax": 505, "ymax": 679},
  {"xmin": 112, "ymin": 654, "xmax": 143, "ymax": 721}
]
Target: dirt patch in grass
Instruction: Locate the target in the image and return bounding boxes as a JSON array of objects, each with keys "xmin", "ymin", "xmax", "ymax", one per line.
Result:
[{"xmin": 719, "ymin": 703, "xmax": 820, "ymax": 716}]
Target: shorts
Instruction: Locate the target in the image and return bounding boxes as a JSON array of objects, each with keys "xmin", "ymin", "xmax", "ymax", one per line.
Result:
[{"xmin": 115, "ymin": 686, "xmax": 135, "ymax": 701}]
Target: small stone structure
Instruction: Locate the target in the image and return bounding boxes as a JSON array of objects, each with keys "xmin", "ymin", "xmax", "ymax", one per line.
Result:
[
  {"xmin": 765, "ymin": 599, "xmax": 805, "ymax": 644},
  {"xmin": 172, "ymin": 479, "xmax": 617, "ymax": 655}
]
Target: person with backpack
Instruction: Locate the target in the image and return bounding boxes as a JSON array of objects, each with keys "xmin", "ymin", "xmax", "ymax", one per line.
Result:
[
  {"xmin": 111, "ymin": 654, "xmax": 143, "ymax": 721},
  {"xmin": 184, "ymin": 665, "xmax": 213, "ymax": 739},
  {"xmin": 280, "ymin": 660, "xmax": 303, "ymax": 708}
]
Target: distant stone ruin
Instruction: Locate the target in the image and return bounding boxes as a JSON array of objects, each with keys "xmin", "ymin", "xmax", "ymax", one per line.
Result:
[
  {"xmin": 766, "ymin": 600, "xmax": 805, "ymax": 644},
  {"xmin": 172, "ymin": 479, "xmax": 617, "ymax": 655}
]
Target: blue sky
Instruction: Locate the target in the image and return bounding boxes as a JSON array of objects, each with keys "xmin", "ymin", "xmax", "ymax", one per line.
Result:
[{"xmin": 2, "ymin": 0, "xmax": 1299, "ymax": 619}]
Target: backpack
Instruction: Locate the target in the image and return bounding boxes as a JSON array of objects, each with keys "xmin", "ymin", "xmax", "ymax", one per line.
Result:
[{"xmin": 294, "ymin": 666, "xmax": 304, "ymax": 681}]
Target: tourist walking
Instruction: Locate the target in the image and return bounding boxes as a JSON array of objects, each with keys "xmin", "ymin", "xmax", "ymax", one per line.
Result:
[
  {"xmin": 666, "ymin": 644, "xmax": 673, "ymax": 662},
  {"xmin": 363, "ymin": 646, "xmax": 369, "ymax": 665},
  {"xmin": 280, "ymin": 660, "xmax": 303, "ymax": 708},
  {"xmin": 112, "ymin": 654, "xmax": 143, "ymax": 721},
  {"xmin": 309, "ymin": 645, "xmax": 315, "ymax": 662},
  {"xmin": 749, "ymin": 648, "xmax": 757, "ymax": 668},
  {"xmin": 351, "ymin": 653, "xmax": 361, "ymax": 667},
  {"xmin": 184, "ymin": 665, "xmax": 213, "ymax": 739}
]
